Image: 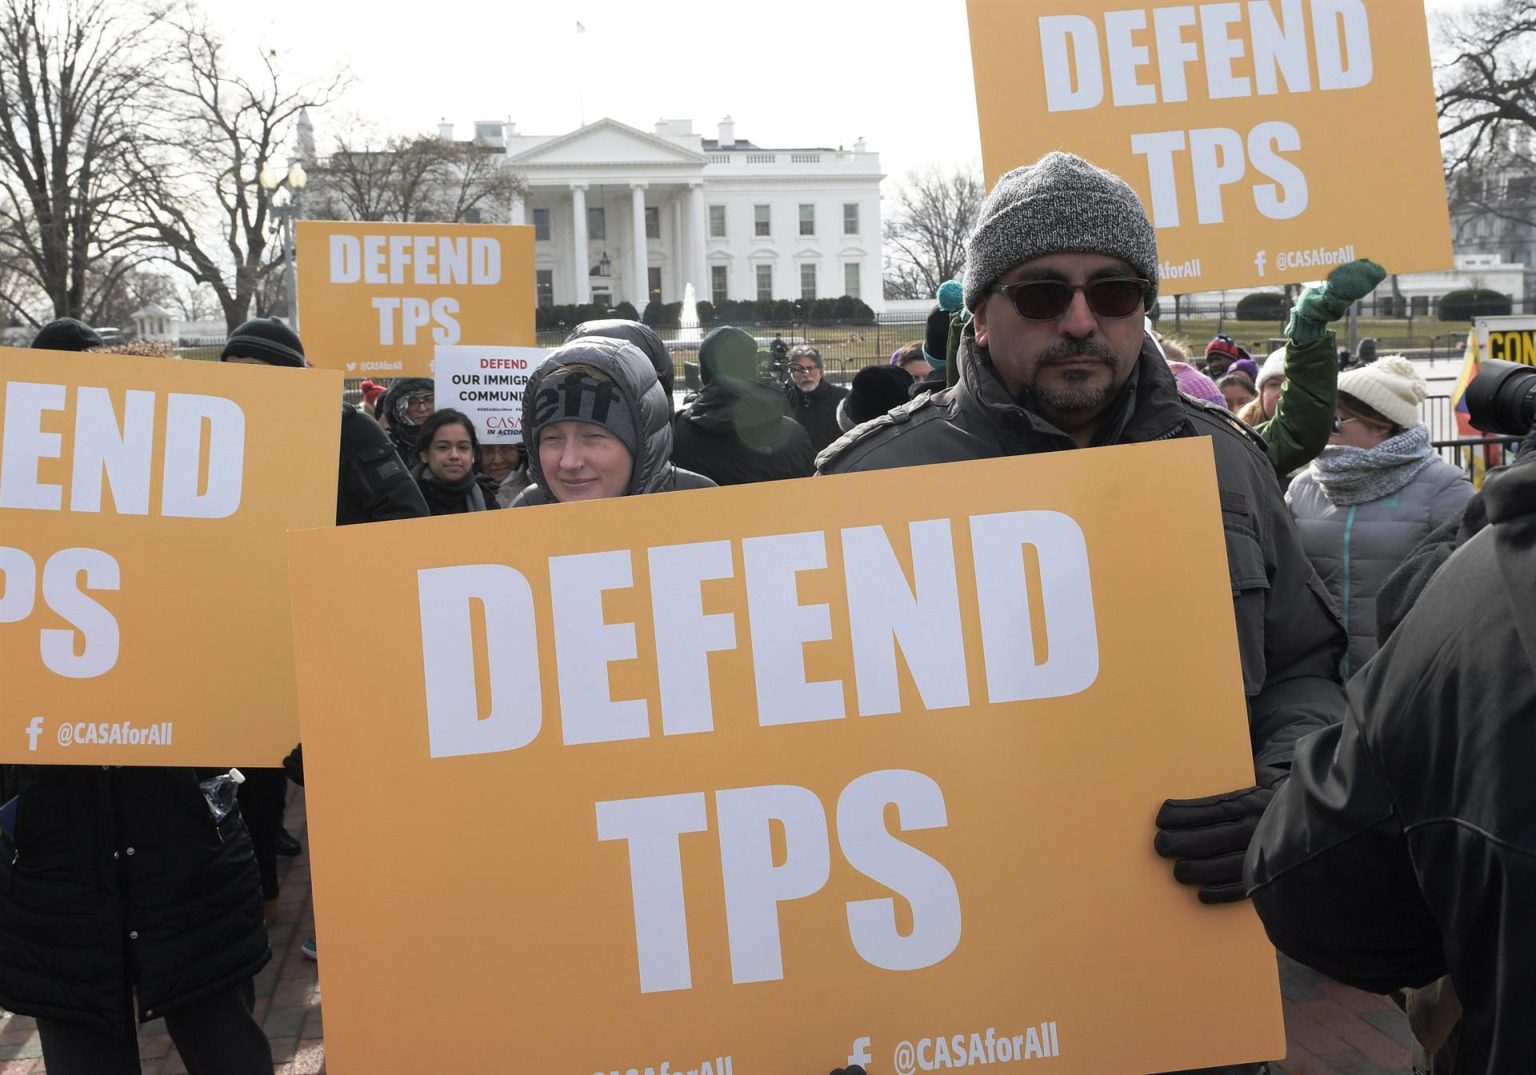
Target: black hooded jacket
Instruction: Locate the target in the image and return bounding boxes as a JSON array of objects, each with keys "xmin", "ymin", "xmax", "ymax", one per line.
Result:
[
  {"xmin": 378, "ymin": 376, "xmax": 435, "ymax": 460},
  {"xmin": 1246, "ymin": 457, "xmax": 1536, "ymax": 1072},
  {"xmin": 512, "ymin": 336, "xmax": 714, "ymax": 505},
  {"xmin": 671, "ymin": 378, "xmax": 813, "ymax": 486},
  {"xmin": 566, "ymin": 320, "xmax": 675, "ymax": 413}
]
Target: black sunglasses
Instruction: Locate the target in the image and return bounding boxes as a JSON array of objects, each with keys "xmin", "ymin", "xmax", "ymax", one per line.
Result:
[{"xmin": 989, "ymin": 277, "xmax": 1149, "ymax": 321}]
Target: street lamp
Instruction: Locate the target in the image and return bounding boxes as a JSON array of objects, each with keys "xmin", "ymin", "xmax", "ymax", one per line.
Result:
[{"xmin": 260, "ymin": 161, "xmax": 308, "ymax": 331}]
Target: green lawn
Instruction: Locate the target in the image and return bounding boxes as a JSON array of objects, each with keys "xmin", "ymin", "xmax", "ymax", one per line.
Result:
[{"xmin": 1155, "ymin": 316, "xmax": 1469, "ymax": 358}]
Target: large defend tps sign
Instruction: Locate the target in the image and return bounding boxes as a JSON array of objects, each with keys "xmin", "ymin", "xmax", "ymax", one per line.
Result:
[
  {"xmin": 287, "ymin": 440, "xmax": 1284, "ymax": 1074},
  {"xmin": 967, "ymin": 0, "xmax": 1452, "ymax": 292},
  {"xmin": 0, "ymin": 350, "xmax": 339, "ymax": 764},
  {"xmin": 296, "ymin": 221, "xmax": 535, "ymax": 378}
]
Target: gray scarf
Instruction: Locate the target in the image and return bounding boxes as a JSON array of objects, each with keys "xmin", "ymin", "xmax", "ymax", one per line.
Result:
[{"xmin": 1309, "ymin": 425, "xmax": 1436, "ymax": 505}]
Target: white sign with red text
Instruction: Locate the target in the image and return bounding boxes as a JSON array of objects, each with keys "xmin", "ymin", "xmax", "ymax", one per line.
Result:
[{"xmin": 434, "ymin": 345, "xmax": 550, "ymax": 444}]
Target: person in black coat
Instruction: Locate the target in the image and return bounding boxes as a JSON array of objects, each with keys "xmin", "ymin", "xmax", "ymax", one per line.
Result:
[
  {"xmin": 783, "ymin": 345, "xmax": 849, "ymax": 453},
  {"xmin": 671, "ymin": 326, "xmax": 813, "ymax": 485}
]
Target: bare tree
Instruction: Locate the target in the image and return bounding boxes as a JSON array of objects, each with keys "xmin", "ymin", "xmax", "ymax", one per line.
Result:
[
  {"xmin": 1438, "ymin": 1, "xmax": 1536, "ymax": 174},
  {"xmin": 312, "ymin": 129, "xmax": 522, "ymax": 223},
  {"xmin": 0, "ymin": 0, "xmax": 162, "ymax": 326},
  {"xmin": 883, "ymin": 165, "xmax": 983, "ymax": 301},
  {"xmin": 84, "ymin": 262, "xmax": 176, "ymax": 329},
  {"xmin": 132, "ymin": 11, "xmax": 344, "ymax": 332}
]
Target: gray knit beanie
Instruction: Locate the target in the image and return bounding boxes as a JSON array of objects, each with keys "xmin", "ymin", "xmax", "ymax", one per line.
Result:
[{"xmin": 963, "ymin": 152, "xmax": 1159, "ymax": 313}]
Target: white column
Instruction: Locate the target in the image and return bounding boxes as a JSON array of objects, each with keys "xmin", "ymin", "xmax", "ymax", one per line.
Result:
[
  {"xmin": 630, "ymin": 183, "xmax": 649, "ymax": 315},
  {"xmin": 688, "ymin": 182, "xmax": 707, "ymax": 296},
  {"xmin": 570, "ymin": 184, "xmax": 590, "ymax": 304},
  {"xmin": 509, "ymin": 189, "xmax": 526, "ymax": 227},
  {"xmin": 671, "ymin": 193, "xmax": 687, "ymax": 300}
]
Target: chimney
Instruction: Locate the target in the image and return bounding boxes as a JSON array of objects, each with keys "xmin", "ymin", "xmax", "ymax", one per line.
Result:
[
  {"xmin": 718, "ymin": 115, "xmax": 735, "ymax": 148},
  {"xmin": 854, "ymin": 136, "xmax": 867, "ymax": 153},
  {"xmin": 439, "ymin": 120, "xmax": 454, "ymax": 142}
]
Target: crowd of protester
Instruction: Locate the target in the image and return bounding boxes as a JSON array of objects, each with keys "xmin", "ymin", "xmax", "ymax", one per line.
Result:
[{"xmin": 6, "ymin": 148, "xmax": 1533, "ymax": 1075}]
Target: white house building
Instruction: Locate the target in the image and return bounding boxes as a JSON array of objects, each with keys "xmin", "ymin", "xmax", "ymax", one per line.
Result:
[{"xmin": 456, "ymin": 116, "xmax": 884, "ymax": 314}]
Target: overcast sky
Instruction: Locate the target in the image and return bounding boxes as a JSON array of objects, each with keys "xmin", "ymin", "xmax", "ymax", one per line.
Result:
[{"xmin": 212, "ymin": 0, "xmax": 1480, "ymax": 185}]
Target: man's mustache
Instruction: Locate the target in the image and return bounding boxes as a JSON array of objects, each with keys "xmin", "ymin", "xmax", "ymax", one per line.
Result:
[{"xmin": 1038, "ymin": 340, "xmax": 1118, "ymax": 367}]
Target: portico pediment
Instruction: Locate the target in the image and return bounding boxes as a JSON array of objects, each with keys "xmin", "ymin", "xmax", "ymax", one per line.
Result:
[{"xmin": 509, "ymin": 118, "xmax": 707, "ymax": 169}]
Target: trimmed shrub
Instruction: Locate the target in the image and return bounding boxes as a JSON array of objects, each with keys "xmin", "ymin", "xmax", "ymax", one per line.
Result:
[
  {"xmin": 1438, "ymin": 288, "xmax": 1512, "ymax": 321},
  {"xmin": 611, "ymin": 301, "xmax": 639, "ymax": 322},
  {"xmin": 1235, "ymin": 291, "xmax": 1289, "ymax": 321}
]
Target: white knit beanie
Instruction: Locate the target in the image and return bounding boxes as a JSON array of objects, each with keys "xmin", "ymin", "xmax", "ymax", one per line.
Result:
[
  {"xmin": 1338, "ymin": 355, "xmax": 1425, "ymax": 429},
  {"xmin": 1256, "ymin": 348, "xmax": 1288, "ymax": 391}
]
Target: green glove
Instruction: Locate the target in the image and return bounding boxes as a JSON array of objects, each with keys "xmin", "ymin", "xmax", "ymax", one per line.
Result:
[{"xmin": 1284, "ymin": 258, "xmax": 1386, "ymax": 346}]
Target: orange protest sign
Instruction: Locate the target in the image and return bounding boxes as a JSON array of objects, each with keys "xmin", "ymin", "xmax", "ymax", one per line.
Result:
[
  {"xmin": 287, "ymin": 439, "xmax": 1284, "ymax": 1074},
  {"xmin": 295, "ymin": 221, "xmax": 536, "ymax": 377},
  {"xmin": 0, "ymin": 350, "xmax": 339, "ymax": 764},
  {"xmin": 967, "ymin": 0, "xmax": 1451, "ymax": 292}
]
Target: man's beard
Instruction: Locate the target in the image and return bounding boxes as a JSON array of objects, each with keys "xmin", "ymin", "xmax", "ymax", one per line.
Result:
[{"xmin": 1025, "ymin": 340, "xmax": 1122, "ymax": 414}]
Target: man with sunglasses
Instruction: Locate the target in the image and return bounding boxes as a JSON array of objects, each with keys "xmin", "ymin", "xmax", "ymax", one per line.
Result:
[
  {"xmin": 820, "ymin": 155, "xmax": 1346, "ymax": 1062},
  {"xmin": 784, "ymin": 345, "xmax": 849, "ymax": 453}
]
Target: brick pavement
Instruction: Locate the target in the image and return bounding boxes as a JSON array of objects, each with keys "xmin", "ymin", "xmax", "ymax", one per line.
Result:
[{"xmin": 0, "ymin": 789, "xmax": 1415, "ymax": 1075}]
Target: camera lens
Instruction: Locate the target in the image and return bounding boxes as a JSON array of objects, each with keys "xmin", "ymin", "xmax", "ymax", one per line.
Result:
[{"xmin": 1464, "ymin": 359, "xmax": 1536, "ymax": 437}]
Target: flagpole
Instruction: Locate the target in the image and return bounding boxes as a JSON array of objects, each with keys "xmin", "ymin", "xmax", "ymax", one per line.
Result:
[{"xmin": 576, "ymin": 19, "xmax": 586, "ymax": 127}]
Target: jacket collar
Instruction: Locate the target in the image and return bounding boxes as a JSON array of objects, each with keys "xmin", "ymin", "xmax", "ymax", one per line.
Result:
[
  {"xmin": 1484, "ymin": 457, "xmax": 1536, "ymax": 667},
  {"xmin": 951, "ymin": 325, "xmax": 1189, "ymax": 451}
]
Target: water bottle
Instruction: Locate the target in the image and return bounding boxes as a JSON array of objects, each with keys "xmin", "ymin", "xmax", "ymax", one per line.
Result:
[{"xmin": 198, "ymin": 768, "xmax": 246, "ymax": 824}]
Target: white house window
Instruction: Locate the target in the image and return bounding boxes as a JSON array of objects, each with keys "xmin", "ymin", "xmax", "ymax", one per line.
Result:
[
  {"xmin": 754, "ymin": 204, "xmax": 770, "ymax": 237},
  {"xmin": 532, "ymin": 208, "xmax": 551, "ymax": 241},
  {"xmin": 756, "ymin": 264, "xmax": 773, "ymax": 302},
  {"xmin": 588, "ymin": 206, "xmax": 606, "ymax": 241},
  {"xmin": 648, "ymin": 266, "xmax": 662, "ymax": 304},
  {"xmin": 799, "ymin": 204, "xmax": 815, "ymax": 237},
  {"xmin": 709, "ymin": 205, "xmax": 726, "ymax": 238},
  {"xmin": 800, "ymin": 263, "xmax": 816, "ymax": 301},
  {"xmin": 844, "ymin": 262, "xmax": 860, "ymax": 300},
  {"xmin": 645, "ymin": 207, "xmax": 660, "ymax": 240},
  {"xmin": 536, "ymin": 270, "xmax": 553, "ymax": 308},
  {"xmin": 843, "ymin": 203, "xmax": 859, "ymax": 235},
  {"xmin": 711, "ymin": 264, "xmax": 728, "ymax": 306}
]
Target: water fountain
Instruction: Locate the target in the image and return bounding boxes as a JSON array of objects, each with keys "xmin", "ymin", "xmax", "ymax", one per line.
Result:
[{"xmin": 677, "ymin": 283, "xmax": 702, "ymax": 348}]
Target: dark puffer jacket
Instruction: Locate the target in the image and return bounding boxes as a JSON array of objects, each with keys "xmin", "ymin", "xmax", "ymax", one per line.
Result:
[
  {"xmin": 566, "ymin": 319, "xmax": 675, "ymax": 413},
  {"xmin": 0, "ymin": 766, "xmax": 269, "ymax": 1035},
  {"xmin": 671, "ymin": 378, "xmax": 813, "ymax": 486},
  {"xmin": 820, "ymin": 328, "xmax": 1347, "ymax": 786},
  {"xmin": 511, "ymin": 336, "xmax": 714, "ymax": 505},
  {"xmin": 1247, "ymin": 457, "xmax": 1536, "ymax": 1073}
]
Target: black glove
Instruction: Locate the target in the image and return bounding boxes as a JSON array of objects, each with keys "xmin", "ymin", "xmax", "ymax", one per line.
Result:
[
  {"xmin": 1153, "ymin": 785, "xmax": 1275, "ymax": 904},
  {"xmin": 282, "ymin": 743, "xmax": 305, "ymax": 787}
]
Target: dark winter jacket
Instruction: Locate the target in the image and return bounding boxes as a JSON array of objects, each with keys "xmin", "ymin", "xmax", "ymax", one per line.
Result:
[
  {"xmin": 820, "ymin": 328, "xmax": 1348, "ymax": 787},
  {"xmin": 670, "ymin": 379, "xmax": 813, "ymax": 486},
  {"xmin": 337, "ymin": 404, "xmax": 429, "ymax": 525},
  {"xmin": 511, "ymin": 337, "xmax": 715, "ymax": 506},
  {"xmin": 566, "ymin": 319, "xmax": 676, "ymax": 413},
  {"xmin": 411, "ymin": 465, "xmax": 502, "ymax": 515},
  {"xmin": 0, "ymin": 766, "xmax": 270, "ymax": 1035},
  {"xmin": 1246, "ymin": 457, "xmax": 1536, "ymax": 1073},
  {"xmin": 785, "ymin": 377, "xmax": 850, "ymax": 454},
  {"xmin": 1286, "ymin": 455, "xmax": 1472, "ymax": 677}
]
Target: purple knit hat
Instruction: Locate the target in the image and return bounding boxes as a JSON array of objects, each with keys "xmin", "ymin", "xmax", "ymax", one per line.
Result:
[
  {"xmin": 1169, "ymin": 361, "xmax": 1227, "ymax": 408},
  {"xmin": 1229, "ymin": 356, "xmax": 1259, "ymax": 380}
]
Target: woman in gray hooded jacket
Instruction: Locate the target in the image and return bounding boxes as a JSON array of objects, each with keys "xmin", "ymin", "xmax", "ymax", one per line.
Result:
[
  {"xmin": 511, "ymin": 336, "xmax": 714, "ymax": 506},
  {"xmin": 1286, "ymin": 356, "xmax": 1473, "ymax": 678}
]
